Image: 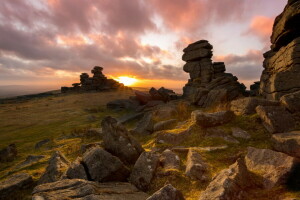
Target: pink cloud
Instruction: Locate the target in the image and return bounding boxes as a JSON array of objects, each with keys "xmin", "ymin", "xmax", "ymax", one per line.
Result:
[{"xmin": 244, "ymin": 16, "xmax": 273, "ymax": 41}]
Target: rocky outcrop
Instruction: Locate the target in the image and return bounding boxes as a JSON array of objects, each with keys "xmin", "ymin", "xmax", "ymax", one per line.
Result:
[
  {"xmin": 272, "ymin": 131, "xmax": 300, "ymax": 158},
  {"xmin": 61, "ymin": 66, "xmax": 127, "ymax": 93},
  {"xmin": 256, "ymin": 105, "xmax": 295, "ymax": 133},
  {"xmin": 0, "ymin": 173, "xmax": 33, "ymax": 200},
  {"xmin": 147, "ymin": 184, "xmax": 185, "ymax": 200},
  {"xmin": 129, "ymin": 152, "xmax": 160, "ymax": 191},
  {"xmin": 280, "ymin": 90, "xmax": 300, "ymax": 113},
  {"xmin": 245, "ymin": 147, "xmax": 299, "ymax": 189},
  {"xmin": 191, "ymin": 110, "xmax": 234, "ymax": 127},
  {"xmin": 259, "ymin": 1, "xmax": 300, "ymax": 100},
  {"xmin": 185, "ymin": 149, "xmax": 209, "ymax": 181},
  {"xmin": 182, "ymin": 40, "xmax": 245, "ymax": 107},
  {"xmin": 199, "ymin": 159, "xmax": 253, "ymax": 200},
  {"xmin": 38, "ymin": 151, "xmax": 70, "ymax": 185},
  {"xmin": 101, "ymin": 116, "xmax": 144, "ymax": 164},
  {"xmin": 0, "ymin": 144, "xmax": 17, "ymax": 162},
  {"xmin": 32, "ymin": 179, "xmax": 149, "ymax": 200},
  {"xmin": 230, "ymin": 97, "xmax": 280, "ymax": 115}
]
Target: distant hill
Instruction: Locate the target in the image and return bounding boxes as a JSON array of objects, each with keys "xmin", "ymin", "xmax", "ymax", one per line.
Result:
[{"xmin": 0, "ymin": 85, "xmax": 58, "ymax": 98}]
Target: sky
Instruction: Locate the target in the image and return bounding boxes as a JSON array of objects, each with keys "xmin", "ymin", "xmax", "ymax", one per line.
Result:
[{"xmin": 0, "ymin": 0, "xmax": 287, "ymax": 90}]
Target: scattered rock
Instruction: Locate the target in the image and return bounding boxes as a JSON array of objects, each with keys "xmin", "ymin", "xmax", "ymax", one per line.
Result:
[
  {"xmin": 82, "ymin": 147, "xmax": 130, "ymax": 182},
  {"xmin": 231, "ymin": 127, "xmax": 251, "ymax": 139},
  {"xmin": 101, "ymin": 116, "xmax": 144, "ymax": 164},
  {"xmin": 130, "ymin": 151, "xmax": 160, "ymax": 191},
  {"xmin": 199, "ymin": 159, "xmax": 254, "ymax": 200},
  {"xmin": 154, "ymin": 119, "xmax": 178, "ymax": 132},
  {"xmin": 32, "ymin": 179, "xmax": 149, "ymax": 200},
  {"xmin": 65, "ymin": 157, "xmax": 88, "ymax": 180},
  {"xmin": 86, "ymin": 114, "xmax": 97, "ymax": 122},
  {"xmin": 245, "ymin": 147, "xmax": 299, "ymax": 189},
  {"xmin": 0, "ymin": 144, "xmax": 17, "ymax": 162},
  {"xmin": 153, "ymin": 105, "xmax": 178, "ymax": 121},
  {"xmin": 149, "ymin": 87, "xmax": 177, "ymax": 102},
  {"xmin": 80, "ymin": 142, "xmax": 102, "ymax": 154},
  {"xmin": 185, "ymin": 149, "xmax": 209, "ymax": 181},
  {"xmin": 256, "ymin": 105, "xmax": 295, "ymax": 133},
  {"xmin": 34, "ymin": 139, "xmax": 51, "ymax": 149},
  {"xmin": 191, "ymin": 110, "xmax": 234, "ymax": 127},
  {"xmin": 0, "ymin": 173, "xmax": 33, "ymax": 200},
  {"xmin": 205, "ymin": 127, "xmax": 239, "ymax": 144},
  {"xmin": 15, "ymin": 155, "xmax": 45, "ymax": 169},
  {"xmin": 272, "ymin": 131, "xmax": 300, "ymax": 158},
  {"xmin": 147, "ymin": 184, "xmax": 185, "ymax": 200},
  {"xmin": 38, "ymin": 151, "xmax": 70, "ymax": 185},
  {"xmin": 160, "ymin": 149, "xmax": 181, "ymax": 170},
  {"xmin": 280, "ymin": 90, "xmax": 300, "ymax": 113},
  {"xmin": 133, "ymin": 113, "xmax": 155, "ymax": 135},
  {"xmin": 156, "ymin": 126, "xmax": 193, "ymax": 145},
  {"xmin": 230, "ymin": 97, "xmax": 280, "ymax": 115}
]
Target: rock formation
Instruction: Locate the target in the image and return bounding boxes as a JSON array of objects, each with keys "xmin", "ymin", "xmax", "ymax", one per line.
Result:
[
  {"xmin": 61, "ymin": 66, "xmax": 127, "ymax": 93},
  {"xmin": 182, "ymin": 40, "xmax": 246, "ymax": 107},
  {"xmin": 259, "ymin": 1, "xmax": 300, "ymax": 100}
]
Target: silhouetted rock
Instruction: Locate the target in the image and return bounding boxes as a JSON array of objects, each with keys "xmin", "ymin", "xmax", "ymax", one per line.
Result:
[
  {"xmin": 0, "ymin": 144, "xmax": 17, "ymax": 162},
  {"xmin": 147, "ymin": 184, "xmax": 185, "ymax": 200},
  {"xmin": 249, "ymin": 81, "xmax": 260, "ymax": 96}
]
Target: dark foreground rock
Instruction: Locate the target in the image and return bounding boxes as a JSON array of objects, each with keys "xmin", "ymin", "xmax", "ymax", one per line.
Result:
[
  {"xmin": 32, "ymin": 179, "xmax": 149, "ymax": 200},
  {"xmin": 191, "ymin": 110, "xmax": 234, "ymax": 127},
  {"xmin": 147, "ymin": 184, "xmax": 185, "ymax": 200},
  {"xmin": 101, "ymin": 116, "xmax": 144, "ymax": 164},
  {"xmin": 0, "ymin": 173, "xmax": 33, "ymax": 200},
  {"xmin": 256, "ymin": 106, "xmax": 295, "ymax": 133},
  {"xmin": 0, "ymin": 144, "xmax": 17, "ymax": 162},
  {"xmin": 272, "ymin": 131, "xmax": 300, "ymax": 158}
]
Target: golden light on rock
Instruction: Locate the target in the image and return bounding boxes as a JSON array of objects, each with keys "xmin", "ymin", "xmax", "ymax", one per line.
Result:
[{"xmin": 115, "ymin": 76, "xmax": 138, "ymax": 86}]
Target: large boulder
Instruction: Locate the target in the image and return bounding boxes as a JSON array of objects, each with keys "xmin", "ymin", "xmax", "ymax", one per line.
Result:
[
  {"xmin": 280, "ymin": 90, "xmax": 300, "ymax": 113},
  {"xmin": 101, "ymin": 116, "xmax": 144, "ymax": 164},
  {"xmin": 272, "ymin": 131, "xmax": 300, "ymax": 158},
  {"xmin": 160, "ymin": 149, "xmax": 181, "ymax": 170},
  {"xmin": 82, "ymin": 147, "xmax": 130, "ymax": 182},
  {"xmin": 38, "ymin": 151, "xmax": 70, "ymax": 185},
  {"xmin": 256, "ymin": 106, "xmax": 295, "ymax": 133},
  {"xmin": 0, "ymin": 173, "xmax": 33, "ymax": 200},
  {"xmin": 133, "ymin": 113, "xmax": 155, "ymax": 135},
  {"xmin": 199, "ymin": 159, "xmax": 254, "ymax": 200},
  {"xmin": 130, "ymin": 152, "xmax": 160, "ymax": 191},
  {"xmin": 191, "ymin": 110, "xmax": 234, "ymax": 127},
  {"xmin": 32, "ymin": 179, "xmax": 149, "ymax": 200},
  {"xmin": 245, "ymin": 147, "xmax": 299, "ymax": 189},
  {"xmin": 185, "ymin": 149, "xmax": 209, "ymax": 181},
  {"xmin": 230, "ymin": 97, "xmax": 280, "ymax": 115},
  {"xmin": 147, "ymin": 184, "xmax": 185, "ymax": 200},
  {"xmin": 0, "ymin": 144, "xmax": 17, "ymax": 162}
]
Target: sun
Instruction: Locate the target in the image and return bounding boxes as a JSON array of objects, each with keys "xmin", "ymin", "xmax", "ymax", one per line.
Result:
[{"xmin": 115, "ymin": 76, "xmax": 138, "ymax": 86}]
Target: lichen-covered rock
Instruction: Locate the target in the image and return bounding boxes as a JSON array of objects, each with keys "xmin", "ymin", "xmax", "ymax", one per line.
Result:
[
  {"xmin": 160, "ymin": 149, "xmax": 181, "ymax": 170},
  {"xmin": 154, "ymin": 119, "xmax": 178, "ymax": 132},
  {"xmin": 191, "ymin": 110, "xmax": 234, "ymax": 127},
  {"xmin": 256, "ymin": 106, "xmax": 295, "ymax": 133},
  {"xmin": 65, "ymin": 157, "xmax": 88, "ymax": 180},
  {"xmin": 185, "ymin": 149, "xmax": 209, "ymax": 181},
  {"xmin": 272, "ymin": 131, "xmax": 300, "ymax": 158},
  {"xmin": 245, "ymin": 147, "xmax": 299, "ymax": 189},
  {"xmin": 32, "ymin": 179, "xmax": 149, "ymax": 200},
  {"xmin": 0, "ymin": 173, "xmax": 33, "ymax": 200},
  {"xmin": 130, "ymin": 152, "xmax": 160, "ymax": 191},
  {"xmin": 38, "ymin": 151, "xmax": 70, "ymax": 185},
  {"xmin": 230, "ymin": 97, "xmax": 280, "ymax": 115},
  {"xmin": 147, "ymin": 184, "xmax": 185, "ymax": 200},
  {"xmin": 199, "ymin": 159, "xmax": 253, "ymax": 200},
  {"xmin": 101, "ymin": 116, "xmax": 144, "ymax": 164},
  {"xmin": 280, "ymin": 90, "xmax": 300, "ymax": 113},
  {"xmin": 82, "ymin": 147, "xmax": 130, "ymax": 182}
]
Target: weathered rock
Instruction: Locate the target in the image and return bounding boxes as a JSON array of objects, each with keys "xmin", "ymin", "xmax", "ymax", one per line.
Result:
[
  {"xmin": 0, "ymin": 173, "xmax": 33, "ymax": 200},
  {"xmin": 35, "ymin": 139, "xmax": 51, "ymax": 149},
  {"xmin": 107, "ymin": 99, "xmax": 140, "ymax": 110},
  {"xmin": 280, "ymin": 90, "xmax": 300, "ymax": 113},
  {"xmin": 245, "ymin": 147, "xmax": 299, "ymax": 189},
  {"xmin": 80, "ymin": 142, "xmax": 102, "ymax": 154},
  {"xmin": 65, "ymin": 157, "xmax": 88, "ymax": 180},
  {"xmin": 133, "ymin": 113, "xmax": 155, "ymax": 135},
  {"xmin": 38, "ymin": 151, "xmax": 70, "ymax": 185},
  {"xmin": 15, "ymin": 155, "xmax": 45, "ymax": 169},
  {"xmin": 191, "ymin": 110, "xmax": 234, "ymax": 127},
  {"xmin": 231, "ymin": 127, "xmax": 251, "ymax": 139},
  {"xmin": 160, "ymin": 149, "xmax": 181, "ymax": 170},
  {"xmin": 0, "ymin": 144, "xmax": 17, "ymax": 162},
  {"xmin": 185, "ymin": 149, "xmax": 209, "ymax": 181},
  {"xmin": 256, "ymin": 105, "xmax": 295, "ymax": 133},
  {"xmin": 230, "ymin": 97, "xmax": 280, "ymax": 115},
  {"xmin": 82, "ymin": 147, "xmax": 129, "ymax": 182},
  {"xmin": 101, "ymin": 116, "xmax": 144, "ymax": 164},
  {"xmin": 154, "ymin": 119, "xmax": 178, "ymax": 132},
  {"xmin": 130, "ymin": 151, "xmax": 160, "ymax": 191},
  {"xmin": 153, "ymin": 105, "xmax": 178, "ymax": 121},
  {"xmin": 156, "ymin": 126, "xmax": 193, "ymax": 145},
  {"xmin": 147, "ymin": 184, "xmax": 185, "ymax": 200},
  {"xmin": 32, "ymin": 179, "xmax": 149, "ymax": 200},
  {"xmin": 272, "ymin": 131, "xmax": 300, "ymax": 158},
  {"xmin": 199, "ymin": 159, "xmax": 253, "ymax": 200}
]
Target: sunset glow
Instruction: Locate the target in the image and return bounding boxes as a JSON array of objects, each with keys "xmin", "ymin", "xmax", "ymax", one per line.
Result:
[{"xmin": 115, "ymin": 76, "xmax": 138, "ymax": 86}]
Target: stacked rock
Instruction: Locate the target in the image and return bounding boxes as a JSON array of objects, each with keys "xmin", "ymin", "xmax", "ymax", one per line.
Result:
[
  {"xmin": 182, "ymin": 40, "xmax": 245, "ymax": 108},
  {"xmin": 259, "ymin": 0, "xmax": 300, "ymax": 100}
]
